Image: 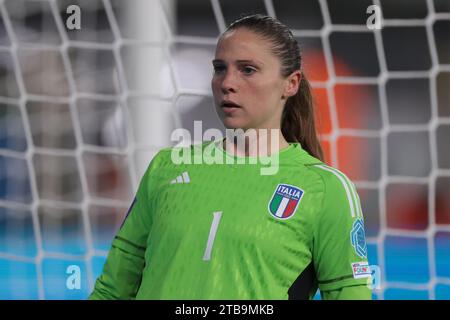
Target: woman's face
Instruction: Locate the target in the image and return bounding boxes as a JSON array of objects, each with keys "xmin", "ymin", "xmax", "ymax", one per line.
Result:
[{"xmin": 211, "ymin": 28, "xmax": 298, "ymax": 131}]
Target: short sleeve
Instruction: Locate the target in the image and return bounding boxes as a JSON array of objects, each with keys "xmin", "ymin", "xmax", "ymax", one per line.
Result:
[{"xmin": 312, "ymin": 164, "xmax": 372, "ymax": 292}]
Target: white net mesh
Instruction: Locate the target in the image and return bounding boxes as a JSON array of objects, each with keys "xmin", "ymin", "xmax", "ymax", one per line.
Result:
[{"xmin": 0, "ymin": 0, "xmax": 449, "ymax": 299}]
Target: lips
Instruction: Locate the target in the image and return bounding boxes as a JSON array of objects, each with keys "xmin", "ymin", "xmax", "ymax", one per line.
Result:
[
  {"xmin": 221, "ymin": 101, "xmax": 242, "ymax": 108},
  {"xmin": 220, "ymin": 101, "xmax": 241, "ymax": 115}
]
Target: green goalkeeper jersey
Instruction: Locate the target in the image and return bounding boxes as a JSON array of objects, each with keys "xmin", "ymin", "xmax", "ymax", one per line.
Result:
[{"xmin": 90, "ymin": 140, "xmax": 372, "ymax": 300}]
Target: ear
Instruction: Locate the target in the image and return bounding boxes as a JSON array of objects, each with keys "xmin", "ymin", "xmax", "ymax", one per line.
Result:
[{"xmin": 282, "ymin": 70, "xmax": 302, "ymax": 99}]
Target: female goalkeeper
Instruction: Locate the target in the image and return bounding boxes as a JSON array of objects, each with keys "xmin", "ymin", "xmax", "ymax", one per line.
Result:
[{"xmin": 90, "ymin": 14, "xmax": 372, "ymax": 300}]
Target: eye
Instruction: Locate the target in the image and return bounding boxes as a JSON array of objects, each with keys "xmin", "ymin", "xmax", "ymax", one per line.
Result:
[
  {"xmin": 242, "ymin": 66, "xmax": 256, "ymax": 75},
  {"xmin": 213, "ymin": 64, "xmax": 226, "ymax": 74}
]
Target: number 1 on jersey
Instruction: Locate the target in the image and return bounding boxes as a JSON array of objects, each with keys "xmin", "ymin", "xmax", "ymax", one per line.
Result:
[{"xmin": 202, "ymin": 211, "xmax": 222, "ymax": 261}]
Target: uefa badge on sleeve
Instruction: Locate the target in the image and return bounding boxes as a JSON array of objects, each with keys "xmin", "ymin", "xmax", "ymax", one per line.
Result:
[
  {"xmin": 268, "ymin": 184, "xmax": 304, "ymax": 220},
  {"xmin": 351, "ymin": 261, "xmax": 371, "ymax": 279},
  {"xmin": 350, "ymin": 218, "xmax": 367, "ymax": 258}
]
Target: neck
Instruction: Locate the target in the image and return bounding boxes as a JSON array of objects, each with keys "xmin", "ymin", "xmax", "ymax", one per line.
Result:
[{"xmin": 223, "ymin": 128, "xmax": 289, "ymax": 157}]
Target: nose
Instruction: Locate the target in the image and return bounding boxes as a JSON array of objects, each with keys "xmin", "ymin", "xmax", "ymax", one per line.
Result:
[{"xmin": 221, "ymin": 69, "xmax": 237, "ymax": 94}]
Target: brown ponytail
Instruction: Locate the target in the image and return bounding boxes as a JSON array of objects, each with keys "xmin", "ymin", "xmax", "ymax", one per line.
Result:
[
  {"xmin": 226, "ymin": 14, "xmax": 324, "ymax": 161},
  {"xmin": 281, "ymin": 72, "xmax": 324, "ymax": 161}
]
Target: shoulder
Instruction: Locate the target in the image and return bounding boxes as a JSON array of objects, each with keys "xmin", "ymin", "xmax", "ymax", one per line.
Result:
[
  {"xmin": 305, "ymin": 163, "xmax": 360, "ymax": 215},
  {"xmin": 306, "ymin": 163, "xmax": 354, "ymax": 187},
  {"xmin": 306, "ymin": 163, "xmax": 355, "ymax": 194},
  {"xmin": 147, "ymin": 141, "xmax": 211, "ymax": 170}
]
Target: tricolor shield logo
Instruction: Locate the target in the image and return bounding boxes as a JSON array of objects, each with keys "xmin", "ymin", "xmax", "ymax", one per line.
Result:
[{"xmin": 268, "ymin": 184, "xmax": 304, "ymax": 220}]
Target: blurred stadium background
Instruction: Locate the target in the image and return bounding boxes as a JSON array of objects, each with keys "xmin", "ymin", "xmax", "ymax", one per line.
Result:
[{"xmin": 0, "ymin": 0, "xmax": 449, "ymax": 300}]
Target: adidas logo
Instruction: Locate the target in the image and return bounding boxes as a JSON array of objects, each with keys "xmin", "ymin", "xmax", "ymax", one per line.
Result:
[{"xmin": 170, "ymin": 171, "xmax": 190, "ymax": 184}]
